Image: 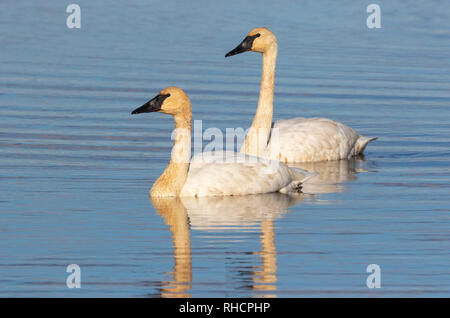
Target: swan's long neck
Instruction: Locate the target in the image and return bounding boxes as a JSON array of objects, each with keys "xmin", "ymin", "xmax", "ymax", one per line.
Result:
[
  {"xmin": 240, "ymin": 44, "xmax": 278, "ymax": 157},
  {"xmin": 150, "ymin": 112, "xmax": 192, "ymax": 197}
]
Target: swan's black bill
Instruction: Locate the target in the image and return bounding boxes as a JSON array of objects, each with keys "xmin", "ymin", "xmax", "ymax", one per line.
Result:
[
  {"xmin": 131, "ymin": 94, "xmax": 170, "ymax": 115},
  {"xmin": 225, "ymin": 33, "xmax": 260, "ymax": 57}
]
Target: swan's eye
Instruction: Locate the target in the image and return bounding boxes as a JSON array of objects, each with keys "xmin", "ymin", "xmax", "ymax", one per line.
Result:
[{"xmin": 158, "ymin": 93, "xmax": 170, "ymax": 101}]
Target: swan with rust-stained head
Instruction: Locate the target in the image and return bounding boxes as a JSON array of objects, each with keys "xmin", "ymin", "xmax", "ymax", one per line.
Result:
[
  {"xmin": 131, "ymin": 87, "xmax": 313, "ymax": 197},
  {"xmin": 225, "ymin": 27, "xmax": 377, "ymax": 163}
]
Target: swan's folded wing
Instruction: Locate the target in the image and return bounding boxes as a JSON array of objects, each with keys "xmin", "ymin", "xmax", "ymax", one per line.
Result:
[
  {"xmin": 270, "ymin": 117, "xmax": 361, "ymax": 162},
  {"xmin": 182, "ymin": 151, "xmax": 310, "ymax": 197}
]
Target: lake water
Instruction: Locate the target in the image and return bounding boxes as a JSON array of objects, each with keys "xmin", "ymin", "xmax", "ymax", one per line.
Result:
[{"xmin": 0, "ymin": 0, "xmax": 449, "ymax": 297}]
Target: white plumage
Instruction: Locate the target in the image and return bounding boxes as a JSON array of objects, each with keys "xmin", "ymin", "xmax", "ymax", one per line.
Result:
[
  {"xmin": 181, "ymin": 150, "xmax": 314, "ymax": 197},
  {"xmin": 267, "ymin": 118, "xmax": 377, "ymax": 163}
]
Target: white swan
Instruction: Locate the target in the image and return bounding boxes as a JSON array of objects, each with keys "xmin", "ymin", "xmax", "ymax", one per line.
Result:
[
  {"xmin": 131, "ymin": 87, "xmax": 313, "ymax": 197},
  {"xmin": 225, "ymin": 27, "xmax": 377, "ymax": 163}
]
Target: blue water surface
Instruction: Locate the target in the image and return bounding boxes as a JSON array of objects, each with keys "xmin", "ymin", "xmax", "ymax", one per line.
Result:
[{"xmin": 0, "ymin": 0, "xmax": 449, "ymax": 297}]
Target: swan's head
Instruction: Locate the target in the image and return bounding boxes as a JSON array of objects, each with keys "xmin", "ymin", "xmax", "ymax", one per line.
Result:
[
  {"xmin": 131, "ymin": 87, "xmax": 191, "ymax": 116},
  {"xmin": 225, "ymin": 27, "xmax": 276, "ymax": 57}
]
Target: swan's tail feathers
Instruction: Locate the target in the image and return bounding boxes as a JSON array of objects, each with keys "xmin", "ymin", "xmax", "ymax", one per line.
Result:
[
  {"xmin": 355, "ymin": 136, "xmax": 378, "ymax": 154},
  {"xmin": 280, "ymin": 181, "xmax": 302, "ymax": 194},
  {"xmin": 290, "ymin": 167, "xmax": 317, "ymax": 183},
  {"xmin": 280, "ymin": 168, "xmax": 317, "ymax": 194}
]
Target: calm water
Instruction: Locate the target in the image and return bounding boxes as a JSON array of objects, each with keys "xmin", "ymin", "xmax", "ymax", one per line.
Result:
[{"xmin": 0, "ymin": 0, "xmax": 449, "ymax": 297}]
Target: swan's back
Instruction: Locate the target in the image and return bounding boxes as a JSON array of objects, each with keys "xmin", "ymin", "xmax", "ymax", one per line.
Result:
[
  {"xmin": 180, "ymin": 151, "xmax": 311, "ymax": 197},
  {"xmin": 269, "ymin": 117, "xmax": 373, "ymax": 163}
]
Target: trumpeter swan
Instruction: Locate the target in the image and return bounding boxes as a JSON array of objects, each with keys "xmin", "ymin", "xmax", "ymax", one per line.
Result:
[
  {"xmin": 131, "ymin": 87, "xmax": 313, "ymax": 197},
  {"xmin": 225, "ymin": 27, "xmax": 377, "ymax": 163}
]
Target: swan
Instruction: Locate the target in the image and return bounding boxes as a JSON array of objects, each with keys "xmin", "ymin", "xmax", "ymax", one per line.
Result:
[
  {"xmin": 225, "ymin": 27, "xmax": 377, "ymax": 163},
  {"xmin": 131, "ymin": 86, "xmax": 313, "ymax": 197}
]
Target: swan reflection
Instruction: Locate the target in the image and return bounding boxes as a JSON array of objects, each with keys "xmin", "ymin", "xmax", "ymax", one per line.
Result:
[
  {"xmin": 152, "ymin": 193, "xmax": 307, "ymax": 297},
  {"xmin": 152, "ymin": 197, "xmax": 192, "ymax": 298},
  {"xmin": 152, "ymin": 157, "xmax": 373, "ymax": 297},
  {"xmin": 180, "ymin": 193, "xmax": 305, "ymax": 231},
  {"xmin": 291, "ymin": 157, "xmax": 372, "ymax": 194}
]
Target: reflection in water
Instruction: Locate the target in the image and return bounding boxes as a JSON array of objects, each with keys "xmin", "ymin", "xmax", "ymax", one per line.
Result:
[
  {"xmin": 291, "ymin": 157, "xmax": 372, "ymax": 194},
  {"xmin": 180, "ymin": 194, "xmax": 304, "ymax": 231},
  {"xmin": 152, "ymin": 197, "xmax": 192, "ymax": 298},
  {"xmin": 151, "ymin": 158, "xmax": 372, "ymax": 297},
  {"xmin": 183, "ymin": 194, "xmax": 307, "ymax": 296},
  {"xmin": 153, "ymin": 193, "xmax": 304, "ymax": 297},
  {"xmin": 253, "ymin": 219, "xmax": 277, "ymax": 297}
]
